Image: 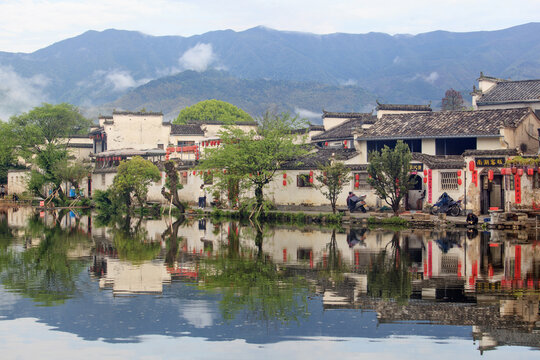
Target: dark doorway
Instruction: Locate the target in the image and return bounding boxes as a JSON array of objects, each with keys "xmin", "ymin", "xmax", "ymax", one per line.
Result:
[
  {"xmin": 407, "ymin": 175, "xmax": 424, "ymax": 210},
  {"xmin": 87, "ymin": 177, "xmax": 92, "ymax": 197},
  {"xmin": 480, "ymin": 175, "xmax": 504, "ymax": 214}
]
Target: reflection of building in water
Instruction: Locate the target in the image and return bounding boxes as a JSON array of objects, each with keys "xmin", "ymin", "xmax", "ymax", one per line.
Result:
[{"xmin": 98, "ymin": 259, "xmax": 171, "ymax": 295}]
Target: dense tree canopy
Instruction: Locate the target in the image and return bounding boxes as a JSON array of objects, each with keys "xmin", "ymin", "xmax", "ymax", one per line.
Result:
[
  {"xmin": 174, "ymin": 99, "xmax": 254, "ymax": 124},
  {"xmin": 367, "ymin": 141, "xmax": 416, "ymax": 216},
  {"xmin": 198, "ymin": 112, "xmax": 310, "ymax": 213},
  {"xmin": 110, "ymin": 156, "xmax": 161, "ymax": 213},
  {"xmin": 8, "ymin": 103, "xmax": 92, "ymax": 199}
]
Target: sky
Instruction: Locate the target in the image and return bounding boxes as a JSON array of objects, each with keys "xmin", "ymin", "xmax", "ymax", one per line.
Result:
[{"xmin": 0, "ymin": 0, "xmax": 539, "ymax": 53}]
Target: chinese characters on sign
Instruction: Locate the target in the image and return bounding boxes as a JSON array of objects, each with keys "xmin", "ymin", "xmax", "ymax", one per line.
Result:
[
  {"xmin": 410, "ymin": 163, "xmax": 423, "ymax": 172},
  {"xmin": 428, "ymin": 169, "xmax": 432, "ymax": 203},
  {"xmin": 515, "ymin": 174, "xmax": 522, "ymax": 204},
  {"xmin": 474, "ymin": 157, "xmax": 505, "ymax": 167},
  {"xmin": 472, "ymin": 170, "xmax": 478, "ymax": 187}
]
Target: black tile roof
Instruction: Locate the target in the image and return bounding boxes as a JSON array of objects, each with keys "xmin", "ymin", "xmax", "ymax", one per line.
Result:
[
  {"xmin": 376, "ymin": 103, "xmax": 432, "ymax": 111},
  {"xmin": 170, "ymin": 124, "xmax": 205, "ymax": 136},
  {"xmin": 282, "ymin": 148, "xmax": 359, "ymax": 170},
  {"xmin": 462, "ymin": 149, "xmax": 519, "ymax": 157},
  {"xmin": 322, "ymin": 111, "xmax": 375, "ymax": 119},
  {"xmin": 186, "ymin": 120, "xmax": 256, "ymax": 125},
  {"xmin": 312, "ymin": 116, "xmax": 376, "ymax": 141},
  {"xmin": 362, "ymin": 108, "xmax": 532, "ymax": 140},
  {"xmin": 477, "ymin": 79, "xmax": 540, "ymax": 105},
  {"xmin": 112, "ymin": 111, "xmax": 163, "ymax": 116},
  {"xmin": 411, "ymin": 153, "xmax": 465, "ymax": 169}
]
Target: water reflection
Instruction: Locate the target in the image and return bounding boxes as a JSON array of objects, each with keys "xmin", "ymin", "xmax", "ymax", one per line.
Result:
[{"xmin": 0, "ymin": 207, "xmax": 538, "ymax": 353}]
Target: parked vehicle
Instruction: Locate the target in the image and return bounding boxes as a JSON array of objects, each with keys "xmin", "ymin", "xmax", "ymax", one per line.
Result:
[
  {"xmin": 349, "ymin": 194, "xmax": 368, "ymax": 213},
  {"xmin": 431, "ymin": 192, "xmax": 462, "ymax": 216}
]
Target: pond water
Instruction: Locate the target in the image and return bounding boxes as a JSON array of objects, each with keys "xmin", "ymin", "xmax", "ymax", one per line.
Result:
[{"xmin": 0, "ymin": 207, "xmax": 539, "ymax": 359}]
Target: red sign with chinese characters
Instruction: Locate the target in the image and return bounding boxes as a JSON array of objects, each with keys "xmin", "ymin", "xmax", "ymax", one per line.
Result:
[
  {"xmin": 515, "ymin": 174, "xmax": 521, "ymax": 204},
  {"xmin": 428, "ymin": 169, "xmax": 432, "ymax": 203},
  {"xmin": 472, "ymin": 170, "xmax": 478, "ymax": 187}
]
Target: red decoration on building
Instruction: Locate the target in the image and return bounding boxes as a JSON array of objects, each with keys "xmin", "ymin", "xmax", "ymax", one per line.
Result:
[
  {"xmin": 457, "ymin": 170, "xmax": 461, "ymax": 177},
  {"xmin": 423, "ymin": 169, "xmax": 428, "ymax": 176},
  {"xmin": 355, "ymin": 174, "xmax": 360, "ymax": 180},
  {"xmin": 283, "ymin": 173, "xmax": 287, "ymax": 179},
  {"xmin": 488, "ymin": 170, "xmax": 494, "ymax": 181},
  {"xmin": 515, "ymin": 175, "xmax": 522, "ymax": 204},
  {"xmin": 469, "ymin": 161, "xmax": 475, "ymax": 171},
  {"xmin": 512, "ymin": 166, "xmax": 517, "ymax": 174},
  {"xmin": 517, "ymin": 168, "xmax": 524, "ymax": 176},
  {"xmin": 472, "ymin": 170, "xmax": 478, "ymax": 187},
  {"xmin": 528, "ymin": 168, "xmax": 534, "ymax": 176},
  {"xmin": 500, "ymin": 168, "xmax": 506, "ymax": 175},
  {"xmin": 283, "ymin": 179, "xmax": 287, "ymax": 186},
  {"xmin": 324, "ymin": 142, "xmax": 328, "ymax": 147},
  {"xmin": 428, "ymin": 169, "xmax": 432, "ymax": 203},
  {"xmin": 423, "ymin": 177, "xmax": 427, "ymax": 184},
  {"xmin": 457, "ymin": 178, "xmax": 462, "ymax": 186},
  {"xmin": 193, "ymin": 170, "xmax": 196, "ymax": 175},
  {"xmin": 355, "ymin": 181, "xmax": 360, "ymax": 188}
]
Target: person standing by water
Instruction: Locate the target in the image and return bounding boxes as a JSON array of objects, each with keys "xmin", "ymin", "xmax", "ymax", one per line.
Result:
[
  {"xmin": 0, "ymin": 185, "xmax": 5, "ymax": 199},
  {"xmin": 198, "ymin": 185, "xmax": 207, "ymax": 209}
]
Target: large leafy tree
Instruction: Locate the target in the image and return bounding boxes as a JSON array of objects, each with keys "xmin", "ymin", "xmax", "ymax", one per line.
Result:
[
  {"xmin": 367, "ymin": 140, "xmax": 416, "ymax": 216},
  {"xmin": 174, "ymin": 99, "xmax": 254, "ymax": 124},
  {"xmin": 161, "ymin": 160, "xmax": 185, "ymax": 213},
  {"xmin": 9, "ymin": 103, "xmax": 92, "ymax": 199},
  {"xmin": 0, "ymin": 122, "xmax": 20, "ymax": 183},
  {"xmin": 441, "ymin": 88, "xmax": 465, "ymax": 111},
  {"xmin": 198, "ymin": 111, "xmax": 310, "ymax": 214},
  {"xmin": 110, "ymin": 156, "xmax": 161, "ymax": 213},
  {"xmin": 315, "ymin": 161, "xmax": 351, "ymax": 214}
]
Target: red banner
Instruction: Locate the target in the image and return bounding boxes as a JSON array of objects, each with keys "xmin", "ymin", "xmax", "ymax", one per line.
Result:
[
  {"xmin": 515, "ymin": 175, "xmax": 521, "ymax": 204},
  {"xmin": 428, "ymin": 169, "xmax": 432, "ymax": 203},
  {"xmin": 471, "ymin": 170, "xmax": 478, "ymax": 187}
]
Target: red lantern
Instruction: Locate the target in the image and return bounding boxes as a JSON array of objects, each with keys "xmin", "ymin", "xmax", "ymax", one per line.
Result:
[
  {"xmin": 488, "ymin": 170, "xmax": 494, "ymax": 181},
  {"xmin": 528, "ymin": 168, "xmax": 534, "ymax": 176},
  {"xmin": 283, "ymin": 173, "xmax": 287, "ymax": 179},
  {"xmin": 457, "ymin": 170, "xmax": 461, "ymax": 177},
  {"xmin": 283, "ymin": 180, "xmax": 287, "ymax": 186},
  {"xmin": 517, "ymin": 168, "xmax": 524, "ymax": 176},
  {"xmin": 324, "ymin": 142, "xmax": 328, "ymax": 147},
  {"xmin": 193, "ymin": 170, "xmax": 196, "ymax": 175},
  {"xmin": 457, "ymin": 178, "xmax": 462, "ymax": 186},
  {"xmin": 223, "ymin": 169, "xmax": 227, "ymax": 174},
  {"xmin": 355, "ymin": 181, "xmax": 360, "ymax": 188},
  {"xmin": 355, "ymin": 174, "xmax": 360, "ymax": 180},
  {"xmin": 343, "ymin": 140, "xmax": 347, "ymax": 145},
  {"xmin": 423, "ymin": 169, "xmax": 428, "ymax": 176},
  {"xmin": 309, "ymin": 170, "xmax": 313, "ymax": 177},
  {"xmin": 217, "ymin": 140, "xmax": 220, "ymax": 145},
  {"xmin": 469, "ymin": 161, "xmax": 475, "ymax": 171},
  {"xmin": 512, "ymin": 167, "xmax": 517, "ymax": 175},
  {"xmin": 500, "ymin": 168, "xmax": 506, "ymax": 175},
  {"xmin": 423, "ymin": 177, "xmax": 428, "ymax": 183},
  {"xmin": 309, "ymin": 177, "xmax": 314, "ymax": 183}
]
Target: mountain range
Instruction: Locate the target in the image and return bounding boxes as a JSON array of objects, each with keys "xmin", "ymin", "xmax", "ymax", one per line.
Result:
[{"xmin": 0, "ymin": 23, "xmax": 539, "ymax": 120}]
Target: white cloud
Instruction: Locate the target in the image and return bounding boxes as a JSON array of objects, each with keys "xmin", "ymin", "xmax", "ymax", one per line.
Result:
[
  {"xmin": 295, "ymin": 107, "xmax": 321, "ymax": 119},
  {"xmin": 411, "ymin": 71, "xmax": 440, "ymax": 85},
  {"xmin": 105, "ymin": 70, "xmax": 151, "ymax": 92},
  {"xmin": 179, "ymin": 43, "xmax": 216, "ymax": 72},
  {"xmin": 0, "ymin": 66, "xmax": 49, "ymax": 120},
  {"xmin": 180, "ymin": 300, "xmax": 216, "ymax": 328},
  {"xmin": 340, "ymin": 79, "xmax": 357, "ymax": 86}
]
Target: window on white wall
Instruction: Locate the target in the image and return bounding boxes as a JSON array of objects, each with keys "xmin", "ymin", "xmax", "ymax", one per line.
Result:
[
  {"xmin": 440, "ymin": 172, "xmax": 458, "ymax": 190},
  {"xmin": 101, "ymin": 174, "xmax": 106, "ymax": 186}
]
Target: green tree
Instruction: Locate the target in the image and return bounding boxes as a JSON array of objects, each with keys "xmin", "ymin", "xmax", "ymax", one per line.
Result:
[
  {"xmin": 110, "ymin": 156, "xmax": 161, "ymax": 213},
  {"xmin": 441, "ymin": 88, "xmax": 465, "ymax": 111},
  {"xmin": 198, "ymin": 111, "xmax": 310, "ymax": 215},
  {"xmin": 367, "ymin": 140, "xmax": 416, "ymax": 216},
  {"xmin": 53, "ymin": 160, "xmax": 92, "ymax": 194},
  {"xmin": 0, "ymin": 122, "xmax": 20, "ymax": 184},
  {"xmin": 174, "ymin": 99, "xmax": 254, "ymax": 124},
  {"xmin": 315, "ymin": 161, "xmax": 351, "ymax": 214},
  {"xmin": 9, "ymin": 103, "xmax": 92, "ymax": 199}
]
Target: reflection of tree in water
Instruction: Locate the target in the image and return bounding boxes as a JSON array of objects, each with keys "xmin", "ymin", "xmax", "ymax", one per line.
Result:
[
  {"xmin": 161, "ymin": 216, "xmax": 185, "ymax": 267},
  {"xmin": 107, "ymin": 216, "xmax": 161, "ymax": 263},
  {"xmin": 367, "ymin": 232, "xmax": 412, "ymax": 304},
  {"xmin": 0, "ymin": 214, "xmax": 91, "ymax": 306},
  {"xmin": 198, "ymin": 221, "xmax": 310, "ymax": 324},
  {"xmin": 320, "ymin": 229, "xmax": 349, "ymax": 283}
]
